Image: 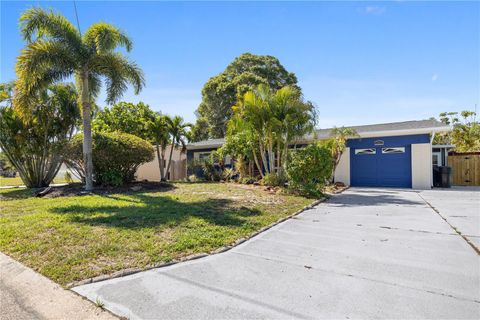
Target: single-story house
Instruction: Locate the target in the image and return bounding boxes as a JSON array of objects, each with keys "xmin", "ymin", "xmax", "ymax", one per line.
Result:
[
  {"xmin": 186, "ymin": 119, "xmax": 451, "ymax": 189},
  {"xmin": 136, "ymin": 145, "xmax": 187, "ymax": 181}
]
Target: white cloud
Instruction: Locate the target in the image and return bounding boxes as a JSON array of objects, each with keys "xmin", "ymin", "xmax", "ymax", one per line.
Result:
[
  {"xmin": 363, "ymin": 6, "xmax": 386, "ymax": 15},
  {"xmin": 431, "ymin": 73, "xmax": 439, "ymax": 81}
]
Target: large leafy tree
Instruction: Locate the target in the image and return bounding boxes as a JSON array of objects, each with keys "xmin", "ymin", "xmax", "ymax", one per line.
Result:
[
  {"xmin": 193, "ymin": 53, "xmax": 299, "ymax": 140},
  {"xmin": 15, "ymin": 7, "xmax": 144, "ymax": 191},
  {"xmin": 0, "ymin": 83, "xmax": 80, "ymax": 187},
  {"xmin": 92, "ymin": 102, "xmax": 155, "ymax": 141},
  {"xmin": 437, "ymin": 111, "xmax": 480, "ymax": 152}
]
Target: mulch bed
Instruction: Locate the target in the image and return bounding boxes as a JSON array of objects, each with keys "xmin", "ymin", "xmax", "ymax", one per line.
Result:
[{"xmin": 37, "ymin": 181, "xmax": 174, "ymax": 198}]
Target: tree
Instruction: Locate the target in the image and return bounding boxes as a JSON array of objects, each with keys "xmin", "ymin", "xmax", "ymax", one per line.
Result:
[
  {"xmin": 321, "ymin": 127, "xmax": 358, "ymax": 183},
  {"xmin": 165, "ymin": 116, "xmax": 191, "ymax": 179},
  {"xmin": 226, "ymin": 85, "xmax": 316, "ymax": 178},
  {"xmin": 194, "ymin": 53, "xmax": 300, "ymax": 139},
  {"xmin": 0, "ymin": 83, "xmax": 80, "ymax": 187},
  {"xmin": 92, "ymin": 102, "xmax": 156, "ymax": 141},
  {"xmin": 15, "ymin": 7, "xmax": 144, "ymax": 191},
  {"xmin": 437, "ymin": 111, "xmax": 480, "ymax": 152},
  {"xmin": 149, "ymin": 114, "xmax": 171, "ymax": 181}
]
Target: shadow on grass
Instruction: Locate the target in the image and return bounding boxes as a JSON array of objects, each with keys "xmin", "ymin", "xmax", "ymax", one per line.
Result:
[
  {"xmin": 50, "ymin": 192, "xmax": 262, "ymax": 229},
  {"xmin": 0, "ymin": 188, "xmax": 36, "ymax": 199}
]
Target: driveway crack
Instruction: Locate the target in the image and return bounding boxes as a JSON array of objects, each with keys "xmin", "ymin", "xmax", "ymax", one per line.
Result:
[{"xmin": 417, "ymin": 193, "xmax": 480, "ymax": 255}]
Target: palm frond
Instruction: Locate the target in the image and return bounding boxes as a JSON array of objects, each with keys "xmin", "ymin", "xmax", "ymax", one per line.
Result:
[
  {"xmin": 83, "ymin": 22, "xmax": 132, "ymax": 54},
  {"xmin": 16, "ymin": 40, "xmax": 75, "ymax": 93},
  {"xmin": 20, "ymin": 7, "xmax": 81, "ymax": 50},
  {"xmin": 90, "ymin": 52, "xmax": 145, "ymax": 104}
]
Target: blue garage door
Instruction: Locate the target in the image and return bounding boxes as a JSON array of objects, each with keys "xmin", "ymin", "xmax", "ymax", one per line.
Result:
[
  {"xmin": 348, "ymin": 135, "xmax": 430, "ymax": 188},
  {"xmin": 350, "ymin": 146, "xmax": 412, "ymax": 188}
]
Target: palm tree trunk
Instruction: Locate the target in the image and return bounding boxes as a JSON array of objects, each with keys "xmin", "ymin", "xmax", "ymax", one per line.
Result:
[
  {"xmin": 81, "ymin": 74, "xmax": 94, "ymax": 191},
  {"xmin": 161, "ymin": 146, "xmax": 167, "ymax": 181},
  {"xmin": 156, "ymin": 144, "xmax": 165, "ymax": 181},
  {"xmin": 252, "ymin": 151, "xmax": 264, "ymax": 178},
  {"xmin": 165, "ymin": 142, "xmax": 175, "ymax": 180}
]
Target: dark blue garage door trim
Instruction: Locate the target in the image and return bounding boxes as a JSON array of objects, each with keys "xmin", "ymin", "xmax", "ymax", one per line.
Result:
[{"xmin": 348, "ymin": 134, "xmax": 430, "ymax": 188}]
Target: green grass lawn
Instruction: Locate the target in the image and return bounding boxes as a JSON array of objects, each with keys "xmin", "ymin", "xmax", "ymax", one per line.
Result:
[
  {"xmin": 0, "ymin": 176, "xmax": 71, "ymax": 187},
  {"xmin": 0, "ymin": 182, "xmax": 312, "ymax": 286}
]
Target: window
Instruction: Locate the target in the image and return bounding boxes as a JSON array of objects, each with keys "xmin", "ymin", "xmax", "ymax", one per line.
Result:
[
  {"xmin": 382, "ymin": 147, "xmax": 405, "ymax": 154},
  {"xmin": 355, "ymin": 148, "xmax": 376, "ymax": 155},
  {"xmin": 432, "ymin": 152, "xmax": 441, "ymax": 166},
  {"xmin": 374, "ymin": 140, "xmax": 384, "ymax": 146},
  {"xmin": 194, "ymin": 152, "xmax": 211, "ymax": 163}
]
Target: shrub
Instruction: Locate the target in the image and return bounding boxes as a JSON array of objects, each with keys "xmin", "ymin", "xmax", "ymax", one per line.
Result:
[
  {"xmin": 202, "ymin": 157, "xmax": 222, "ymax": 182},
  {"xmin": 239, "ymin": 176, "xmax": 255, "ymax": 184},
  {"xmin": 261, "ymin": 172, "xmax": 286, "ymax": 187},
  {"xmin": 63, "ymin": 131, "xmax": 154, "ymax": 186},
  {"xmin": 187, "ymin": 174, "xmax": 199, "ymax": 182},
  {"xmin": 222, "ymin": 168, "xmax": 236, "ymax": 182},
  {"xmin": 0, "ymin": 84, "xmax": 80, "ymax": 188},
  {"xmin": 286, "ymin": 143, "xmax": 333, "ymax": 197}
]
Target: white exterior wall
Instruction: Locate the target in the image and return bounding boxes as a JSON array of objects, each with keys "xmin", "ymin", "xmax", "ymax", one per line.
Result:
[
  {"xmin": 136, "ymin": 145, "xmax": 186, "ymax": 181},
  {"xmin": 334, "ymin": 147, "xmax": 350, "ymax": 185},
  {"xmin": 411, "ymin": 143, "xmax": 432, "ymax": 189}
]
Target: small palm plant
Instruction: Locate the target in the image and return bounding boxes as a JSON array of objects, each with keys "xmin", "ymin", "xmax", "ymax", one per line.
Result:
[{"xmin": 15, "ymin": 7, "xmax": 144, "ymax": 190}]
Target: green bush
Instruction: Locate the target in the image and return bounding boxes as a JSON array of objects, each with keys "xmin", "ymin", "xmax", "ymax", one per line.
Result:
[
  {"xmin": 222, "ymin": 168, "xmax": 236, "ymax": 182},
  {"xmin": 201, "ymin": 157, "xmax": 222, "ymax": 182},
  {"xmin": 261, "ymin": 172, "xmax": 286, "ymax": 187},
  {"xmin": 64, "ymin": 131, "xmax": 154, "ymax": 186},
  {"xmin": 286, "ymin": 143, "xmax": 333, "ymax": 197}
]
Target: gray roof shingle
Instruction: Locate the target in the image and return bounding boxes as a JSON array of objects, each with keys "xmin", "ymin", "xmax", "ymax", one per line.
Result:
[{"xmin": 187, "ymin": 119, "xmax": 449, "ymax": 149}]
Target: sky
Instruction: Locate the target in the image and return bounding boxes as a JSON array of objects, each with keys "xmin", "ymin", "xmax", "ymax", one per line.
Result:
[{"xmin": 1, "ymin": 1, "xmax": 479, "ymax": 128}]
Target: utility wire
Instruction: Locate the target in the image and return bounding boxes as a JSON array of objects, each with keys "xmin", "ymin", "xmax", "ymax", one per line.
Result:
[{"xmin": 73, "ymin": 0, "xmax": 81, "ymax": 35}]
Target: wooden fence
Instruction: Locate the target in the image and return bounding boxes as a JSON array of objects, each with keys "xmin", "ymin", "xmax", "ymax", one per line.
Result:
[{"xmin": 448, "ymin": 153, "xmax": 480, "ymax": 186}]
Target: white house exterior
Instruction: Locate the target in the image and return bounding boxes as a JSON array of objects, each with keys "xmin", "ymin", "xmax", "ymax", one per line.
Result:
[{"xmin": 187, "ymin": 119, "xmax": 451, "ymax": 190}]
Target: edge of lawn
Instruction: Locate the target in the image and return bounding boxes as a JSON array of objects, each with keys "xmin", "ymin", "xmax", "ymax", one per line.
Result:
[{"xmin": 67, "ymin": 196, "xmax": 328, "ymax": 288}]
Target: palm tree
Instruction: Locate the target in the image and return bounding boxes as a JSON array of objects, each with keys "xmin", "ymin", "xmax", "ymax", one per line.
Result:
[
  {"xmin": 150, "ymin": 114, "xmax": 171, "ymax": 181},
  {"xmin": 15, "ymin": 7, "xmax": 144, "ymax": 190},
  {"xmin": 328, "ymin": 126, "xmax": 358, "ymax": 182},
  {"xmin": 165, "ymin": 116, "xmax": 191, "ymax": 180},
  {"xmin": 234, "ymin": 84, "xmax": 315, "ymax": 175}
]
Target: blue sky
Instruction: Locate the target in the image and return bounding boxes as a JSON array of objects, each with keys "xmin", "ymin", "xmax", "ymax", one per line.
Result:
[{"xmin": 1, "ymin": 1, "xmax": 479, "ymax": 128}]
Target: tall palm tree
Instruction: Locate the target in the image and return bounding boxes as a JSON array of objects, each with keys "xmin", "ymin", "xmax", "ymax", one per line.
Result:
[
  {"xmin": 150, "ymin": 113, "xmax": 171, "ymax": 181},
  {"xmin": 15, "ymin": 7, "xmax": 144, "ymax": 190},
  {"xmin": 165, "ymin": 116, "xmax": 191, "ymax": 180}
]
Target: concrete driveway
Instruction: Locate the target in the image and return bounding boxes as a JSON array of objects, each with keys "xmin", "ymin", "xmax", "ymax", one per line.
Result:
[{"xmin": 74, "ymin": 188, "xmax": 480, "ymax": 319}]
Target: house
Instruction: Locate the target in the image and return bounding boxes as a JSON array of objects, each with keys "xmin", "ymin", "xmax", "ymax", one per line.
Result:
[
  {"xmin": 136, "ymin": 145, "xmax": 187, "ymax": 181},
  {"xmin": 186, "ymin": 119, "xmax": 451, "ymax": 189}
]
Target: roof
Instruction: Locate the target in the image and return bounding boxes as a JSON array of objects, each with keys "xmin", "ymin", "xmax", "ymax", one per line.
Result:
[
  {"xmin": 187, "ymin": 119, "xmax": 450, "ymax": 150},
  {"xmin": 187, "ymin": 138, "xmax": 226, "ymax": 150},
  {"xmin": 306, "ymin": 119, "xmax": 450, "ymax": 140}
]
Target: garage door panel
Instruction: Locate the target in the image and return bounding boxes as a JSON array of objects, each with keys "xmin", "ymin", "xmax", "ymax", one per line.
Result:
[{"xmin": 351, "ymin": 145, "xmax": 412, "ymax": 188}]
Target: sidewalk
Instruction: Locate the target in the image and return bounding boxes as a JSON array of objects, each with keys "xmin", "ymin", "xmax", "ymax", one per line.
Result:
[{"xmin": 0, "ymin": 252, "xmax": 117, "ymax": 320}]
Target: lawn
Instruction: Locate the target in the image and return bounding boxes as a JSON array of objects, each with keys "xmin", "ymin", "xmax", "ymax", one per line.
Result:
[
  {"xmin": 0, "ymin": 182, "xmax": 313, "ymax": 286},
  {"xmin": 0, "ymin": 176, "xmax": 71, "ymax": 187}
]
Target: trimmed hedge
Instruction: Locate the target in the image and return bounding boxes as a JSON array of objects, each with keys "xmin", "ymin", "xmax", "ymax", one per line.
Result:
[{"xmin": 64, "ymin": 131, "xmax": 154, "ymax": 186}]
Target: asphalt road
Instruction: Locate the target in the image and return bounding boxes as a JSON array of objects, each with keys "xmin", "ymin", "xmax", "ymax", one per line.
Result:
[{"xmin": 74, "ymin": 187, "xmax": 480, "ymax": 319}]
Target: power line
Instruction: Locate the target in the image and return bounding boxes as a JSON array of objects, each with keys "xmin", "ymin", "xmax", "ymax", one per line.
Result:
[{"xmin": 73, "ymin": 0, "xmax": 81, "ymax": 35}]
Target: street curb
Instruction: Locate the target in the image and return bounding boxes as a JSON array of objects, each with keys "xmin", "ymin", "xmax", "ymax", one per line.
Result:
[{"xmin": 66, "ymin": 197, "xmax": 327, "ymax": 289}]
